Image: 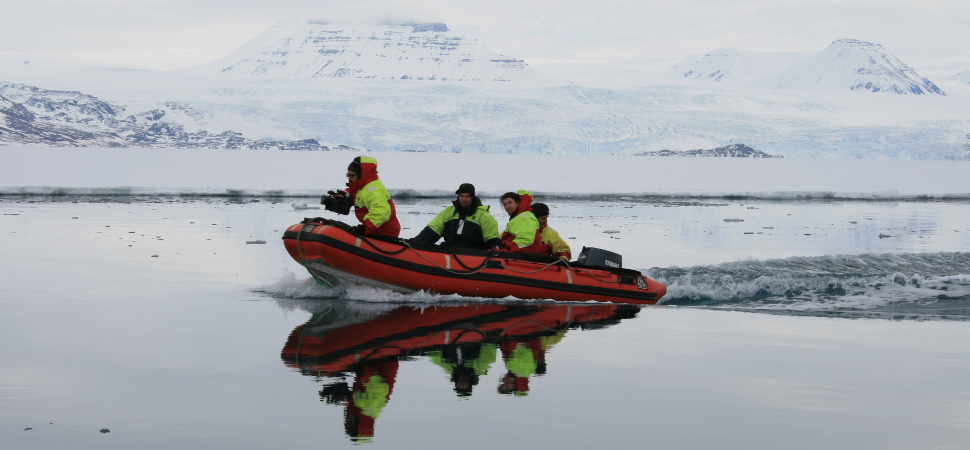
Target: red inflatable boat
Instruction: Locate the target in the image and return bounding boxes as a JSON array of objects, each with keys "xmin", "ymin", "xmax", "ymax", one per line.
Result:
[{"xmin": 282, "ymin": 218, "xmax": 666, "ymax": 304}]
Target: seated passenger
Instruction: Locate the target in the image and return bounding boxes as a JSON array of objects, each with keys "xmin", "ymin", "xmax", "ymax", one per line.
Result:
[
  {"xmin": 413, "ymin": 183, "xmax": 500, "ymax": 249},
  {"xmin": 531, "ymin": 203, "xmax": 572, "ymax": 261},
  {"xmin": 498, "ymin": 190, "xmax": 548, "ymax": 254}
]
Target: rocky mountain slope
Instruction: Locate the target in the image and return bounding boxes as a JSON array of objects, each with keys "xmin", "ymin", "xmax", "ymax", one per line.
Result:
[
  {"xmin": 633, "ymin": 143, "xmax": 782, "ymax": 157},
  {"xmin": 0, "ymin": 82, "xmax": 353, "ymax": 150}
]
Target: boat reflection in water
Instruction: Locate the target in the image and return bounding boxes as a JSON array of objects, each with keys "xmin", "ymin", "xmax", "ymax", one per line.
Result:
[{"xmin": 280, "ymin": 301, "xmax": 641, "ymax": 442}]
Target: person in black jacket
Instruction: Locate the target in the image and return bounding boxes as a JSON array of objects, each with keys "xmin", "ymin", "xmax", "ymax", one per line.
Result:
[{"xmin": 412, "ymin": 183, "xmax": 501, "ymax": 249}]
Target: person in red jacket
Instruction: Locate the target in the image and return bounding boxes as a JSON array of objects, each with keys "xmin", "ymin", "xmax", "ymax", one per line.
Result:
[{"xmin": 332, "ymin": 156, "xmax": 400, "ymax": 237}]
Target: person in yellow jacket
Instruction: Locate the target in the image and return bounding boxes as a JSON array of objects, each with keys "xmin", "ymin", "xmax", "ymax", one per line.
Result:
[
  {"xmin": 531, "ymin": 203, "xmax": 572, "ymax": 261},
  {"xmin": 498, "ymin": 190, "xmax": 546, "ymax": 253},
  {"xmin": 333, "ymin": 156, "xmax": 401, "ymax": 237}
]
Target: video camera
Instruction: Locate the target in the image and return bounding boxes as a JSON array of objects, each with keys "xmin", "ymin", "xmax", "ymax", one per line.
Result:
[{"xmin": 320, "ymin": 190, "xmax": 353, "ymax": 215}]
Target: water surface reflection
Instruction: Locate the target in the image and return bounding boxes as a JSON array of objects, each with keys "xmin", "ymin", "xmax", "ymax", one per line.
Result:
[{"xmin": 279, "ymin": 301, "xmax": 640, "ymax": 442}]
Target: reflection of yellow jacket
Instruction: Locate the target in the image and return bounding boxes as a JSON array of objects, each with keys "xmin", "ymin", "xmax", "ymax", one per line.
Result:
[
  {"xmin": 429, "ymin": 344, "xmax": 497, "ymax": 376},
  {"xmin": 505, "ymin": 344, "xmax": 537, "ymax": 378},
  {"xmin": 353, "ymin": 375, "xmax": 390, "ymax": 419},
  {"xmin": 540, "ymin": 226, "xmax": 572, "ymax": 260}
]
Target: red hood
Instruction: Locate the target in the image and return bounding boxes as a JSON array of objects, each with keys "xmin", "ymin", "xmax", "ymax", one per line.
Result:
[
  {"xmin": 347, "ymin": 157, "xmax": 380, "ymax": 193},
  {"xmin": 512, "ymin": 190, "xmax": 533, "ymax": 217}
]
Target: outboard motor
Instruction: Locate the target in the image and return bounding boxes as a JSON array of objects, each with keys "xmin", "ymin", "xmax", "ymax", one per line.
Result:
[{"xmin": 577, "ymin": 247, "xmax": 622, "ymax": 269}]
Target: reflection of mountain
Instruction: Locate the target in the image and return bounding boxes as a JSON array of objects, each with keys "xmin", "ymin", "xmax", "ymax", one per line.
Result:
[{"xmin": 280, "ymin": 301, "xmax": 640, "ymax": 442}]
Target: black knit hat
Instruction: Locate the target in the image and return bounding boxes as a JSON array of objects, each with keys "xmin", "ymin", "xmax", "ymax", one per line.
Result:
[
  {"xmin": 532, "ymin": 202, "xmax": 549, "ymax": 217},
  {"xmin": 456, "ymin": 183, "xmax": 476, "ymax": 197},
  {"xmin": 347, "ymin": 157, "xmax": 362, "ymax": 175}
]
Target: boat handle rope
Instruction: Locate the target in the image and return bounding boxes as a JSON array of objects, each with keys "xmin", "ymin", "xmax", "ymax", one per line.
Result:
[
  {"xmin": 414, "ymin": 328, "xmax": 487, "ymax": 348},
  {"xmin": 399, "ymin": 240, "xmax": 499, "ymax": 275},
  {"xmin": 564, "ymin": 264, "xmax": 625, "ymax": 285},
  {"xmin": 401, "ymin": 239, "xmax": 571, "ymax": 276},
  {"xmin": 504, "ymin": 257, "xmax": 626, "ymax": 285},
  {"xmin": 364, "ymin": 233, "xmax": 490, "ymax": 272},
  {"xmin": 499, "ymin": 319, "xmax": 558, "ymax": 336},
  {"xmin": 351, "ymin": 233, "xmax": 411, "ymax": 255},
  {"xmin": 402, "ymin": 239, "xmax": 625, "ymax": 284}
]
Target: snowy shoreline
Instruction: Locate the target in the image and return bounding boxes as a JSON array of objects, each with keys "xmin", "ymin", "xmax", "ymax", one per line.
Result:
[{"xmin": 3, "ymin": 146, "xmax": 969, "ymax": 200}]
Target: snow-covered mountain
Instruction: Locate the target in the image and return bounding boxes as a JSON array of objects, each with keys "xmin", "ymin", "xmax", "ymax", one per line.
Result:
[
  {"xmin": 664, "ymin": 49, "xmax": 813, "ymax": 86},
  {"xmin": 0, "ymin": 82, "xmax": 354, "ymax": 150},
  {"xmin": 187, "ymin": 21, "xmax": 555, "ymax": 83},
  {"xmin": 750, "ymin": 39, "xmax": 944, "ymax": 95},
  {"xmin": 3, "ymin": 27, "xmax": 969, "ymax": 160}
]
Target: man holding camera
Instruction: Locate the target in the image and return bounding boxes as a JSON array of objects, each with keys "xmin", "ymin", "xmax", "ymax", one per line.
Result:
[{"xmin": 322, "ymin": 156, "xmax": 400, "ymax": 237}]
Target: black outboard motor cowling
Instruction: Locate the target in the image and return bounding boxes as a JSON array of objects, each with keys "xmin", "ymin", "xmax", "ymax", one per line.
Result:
[{"xmin": 577, "ymin": 247, "xmax": 622, "ymax": 269}]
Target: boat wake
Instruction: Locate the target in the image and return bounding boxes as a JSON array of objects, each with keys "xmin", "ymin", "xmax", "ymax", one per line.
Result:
[
  {"xmin": 648, "ymin": 252, "xmax": 970, "ymax": 321},
  {"xmin": 255, "ymin": 270, "xmax": 529, "ymax": 306},
  {"xmin": 258, "ymin": 252, "xmax": 970, "ymax": 320}
]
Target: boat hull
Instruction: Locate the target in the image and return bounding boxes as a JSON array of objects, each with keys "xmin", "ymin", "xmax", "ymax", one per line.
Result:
[{"xmin": 282, "ymin": 220, "xmax": 666, "ymax": 304}]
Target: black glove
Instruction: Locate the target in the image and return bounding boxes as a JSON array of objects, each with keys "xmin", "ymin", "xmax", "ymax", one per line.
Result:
[{"xmin": 351, "ymin": 224, "xmax": 366, "ymax": 235}]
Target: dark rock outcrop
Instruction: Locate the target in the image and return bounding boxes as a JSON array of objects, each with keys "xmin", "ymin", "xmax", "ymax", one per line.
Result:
[{"xmin": 633, "ymin": 143, "xmax": 782, "ymax": 158}]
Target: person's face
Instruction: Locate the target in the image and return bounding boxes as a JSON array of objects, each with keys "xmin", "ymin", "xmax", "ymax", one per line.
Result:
[
  {"xmin": 537, "ymin": 215, "xmax": 548, "ymax": 227},
  {"xmin": 502, "ymin": 197, "xmax": 519, "ymax": 215},
  {"xmin": 458, "ymin": 193, "xmax": 473, "ymax": 207},
  {"xmin": 346, "ymin": 171, "xmax": 359, "ymax": 182}
]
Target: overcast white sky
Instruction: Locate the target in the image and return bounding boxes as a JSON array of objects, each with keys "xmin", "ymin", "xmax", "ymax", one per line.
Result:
[{"xmin": 2, "ymin": 0, "xmax": 968, "ymax": 83}]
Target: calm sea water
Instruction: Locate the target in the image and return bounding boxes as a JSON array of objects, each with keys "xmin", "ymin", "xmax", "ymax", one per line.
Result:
[{"xmin": 2, "ymin": 196, "xmax": 969, "ymax": 449}]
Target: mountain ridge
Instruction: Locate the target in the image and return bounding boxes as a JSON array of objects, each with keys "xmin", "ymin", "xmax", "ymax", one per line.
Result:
[
  {"xmin": 186, "ymin": 20, "xmax": 556, "ymax": 83},
  {"xmin": 665, "ymin": 49, "xmax": 814, "ymax": 86},
  {"xmin": 750, "ymin": 39, "xmax": 944, "ymax": 95},
  {"xmin": 633, "ymin": 144, "xmax": 782, "ymax": 158},
  {"xmin": 0, "ymin": 82, "xmax": 356, "ymax": 150},
  {"xmin": 666, "ymin": 39, "xmax": 944, "ymax": 95}
]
